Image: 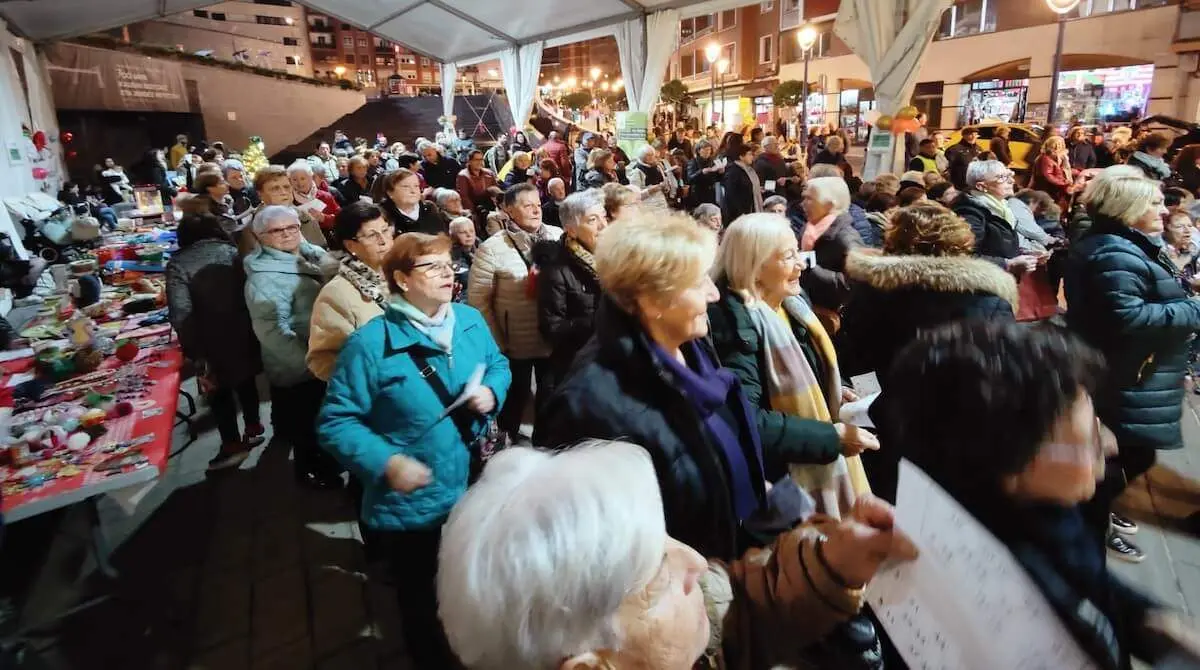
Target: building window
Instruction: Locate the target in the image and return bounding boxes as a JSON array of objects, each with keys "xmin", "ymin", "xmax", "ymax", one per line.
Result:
[
  {"xmin": 283, "ymin": 37, "xmax": 298, "ymax": 46},
  {"xmin": 340, "ymin": 23, "xmax": 351, "ymax": 30},
  {"xmin": 312, "ymin": 35, "xmax": 331, "ymax": 47},
  {"xmin": 1073, "ymin": 0, "xmax": 1167, "ymax": 16},
  {"xmin": 344, "ymin": 55, "xmax": 355, "ymax": 64},
  {"xmin": 342, "ymin": 36, "xmax": 353, "ymax": 48},
  {"xmin": 760, "ymin": 2, "xmax": 773, "ymax": 12},
  {"xmin": 719, "ymin": 10, "xmax": 735, "ymax": 29},
  {"xmin": 211, "ymin": 12, "xmax": 226, "ymax": 21},
  {"xmin": 357, "ymin": 37, "xmax": 368, "ymax": 48},
  {"xmin": 423, "ymin": 72, "xmax": 432, "ymax": 82},
  {"xmin": 936, "ymin": 0, "xmax": 997, "ymax": 39},
  {"xmin": 255, "ymin": 15, "xmax": 286, "ymax": 25},
  {"xmin": 759, "ymin": 35, "xmax": 773, "ymax": 63},
  {"xmin": 253, "ymin": 0, "xmax": 293, "ymax": 5},
  {"xmin": 420, "ymin": 57, "xmax": 431, "ymax": 66},
  {"xmin": 285, "ymin": 56, "xmax": 298, "ymax": 65},
  {"xmin": 723, "ymin": 43, "xmax": 735, "ymax": 69},
  {"xmin": 681, "ymin": 52, "xmax": 695, "ymax": 77},
  {"xmin": 782, "ymin": 24, "xmax": 832, "ymax": 63},
  {"xmin": 360, "ymin": 54, "xmax": 372, "ymax": 64},
  {"xmin": 399, "ymin": 54, "xmax": 416, "ymax": 65},
  {"xmin": 192, "ymin": 9, "xmax": 209, "ymax": 18}
]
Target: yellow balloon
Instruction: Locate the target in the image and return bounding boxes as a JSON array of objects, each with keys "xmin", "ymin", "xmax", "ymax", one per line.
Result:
[
  {"xmin": 896, "ymin": 106, "xmax": 919, "ymax": 120},
  {"xmin": 875, "ymin": 114, "xmax": 893, "ymax": 130}
]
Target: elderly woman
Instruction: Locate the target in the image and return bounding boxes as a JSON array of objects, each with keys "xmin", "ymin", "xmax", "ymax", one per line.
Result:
[
  {"xmin": 483, "ymin": 136, "xmax": 509, "ymax": 175},
  {"xmin": 438, "ymin": 440, "xmax": 917, "ymax": 669},
  {"xmin": 1065, "ymin": 165, "xmax": 1200, "ymax": 563},
  {"xmin": 838, "ymin": 201, "xmax": 1018, "ymax": 500},
  {"xmin": 627, "ymin": 144, "xmax": 675, "ymax": 211},
  {"xmin": 693, "ymin": 202, "xmax": 722, "ymax": 234},
  {"xmin": 686, "ymin": 139, "xmax": 723, "ymax": 206},
  {"xmin": 535, "ymin": 190, "xmax": 608, "ymax": 386},
  {"xmin": 252, "ymin": 164, "xmax": 326, "ymax": 251},
  {"xmin": 223, "ymin": 159, "xmax": 259, "ymax": 216},
  {"xmin": 288, "ymin": 160, "xmax": 340, "ymax": 236},
  {"xmin": 502, "ymin": 151, "xmax": 535, "ymax": 190},
  {"xmin": 583, "ymin": 148, "xmax": 623, "ymax": 188},
  {"xmin": 306, "ymin": 202, "xmax": 394, "ymax": 381},
  {"xmin": 448, "ymin": 216, "xmax": 478, "ymax": 302},
  {"xmin": 418, "ymin": 140, "xmax": 461, "ymax": 190},
  {"xmin": 318, "ymin": 232, "xmax": 510, "ymax": 668},
  {"xmin": 538, "ymin": 212, "xmax": 792, "ymax": 562},
  {"xmin": 1032, "ymin": 136, "xmax": 1074, "ymax": 208},
  {"xmin": 762, "ymin": 194, "xmax": 787, "ymax": 215},
  {"xmin": 167, "ymin": 211, "xmax": 263, "ymax": 470},
  {"xmin": 379, "ymin": 169, "xmax": 443, "ymax": 236},
  {"xmin": 601, "ymin": 182, "xmax": 639, "ymax": 223},
  {"xmin": 721, "ymin": 143, "xmax": 762, "ymax": 224},
  {"xmin": 880, "ymin": 321, "xmax": 1200, "ymax": 668},
  {"xmin": 334, "ymin": 155, "xmax": 373, "ymax": 205},
  {"xmin": 455, "ymin": 149, "xmax": 496, "ymax": 215},
  {"xmin": 953, "ymin": 160, "xmax": 1041, "ymax": 275},
  {"xmin": 798, "ymin": 176, "xmax": 862, "ymax": 327},
  {"xmin": 433, "ymin": 187, "xmax": 467, "ymax": 227},
  {"xmin": 244, "ymin": 205, "xmax": 341, "ymax": 489}
]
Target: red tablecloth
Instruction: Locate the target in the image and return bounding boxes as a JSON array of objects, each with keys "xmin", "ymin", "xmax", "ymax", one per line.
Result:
[{"xmin": 0, "ymin": 346, "xmax": 182, "ymax": 522}]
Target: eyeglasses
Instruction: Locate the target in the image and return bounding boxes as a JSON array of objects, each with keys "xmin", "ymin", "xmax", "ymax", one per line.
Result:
[
  {"xmin": 264, "ymin": 224, "xmax": 301, "ymax": 237},
  {"xmin": 355, "ymin": 228, "xmax": 394, "ymax": 244},
  {"xmin": 411, "ymin": 261, "xmax": 455, "ymax": 277},
  {"xmin": 990, "ymin": 173, "xmax": 1015, "ymax": 184}
]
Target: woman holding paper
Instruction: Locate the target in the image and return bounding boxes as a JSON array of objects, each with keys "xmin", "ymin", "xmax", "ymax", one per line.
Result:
[
  {"xmin": 288, "ymin": 160, "xmax": 340, "ymax": 234},
  {"xmin": 380, "ymin": 169, "xmax": 444, "ymax": 236},
  {"xmin": 318, "ymin": 231, "xmax": 510, "ymax": 669},
  {"xmin": 706, "ymin": 213, "xmax": 877, "ymax": 516},
  {"xmin": 880, "ymin": 321, "xmax": 1199, "ymax": 670}
]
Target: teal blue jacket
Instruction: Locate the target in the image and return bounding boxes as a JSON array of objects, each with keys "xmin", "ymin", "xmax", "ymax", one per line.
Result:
[{"xmin": 317, "ymin": 303, "xmax": 511, "ymax": 531}]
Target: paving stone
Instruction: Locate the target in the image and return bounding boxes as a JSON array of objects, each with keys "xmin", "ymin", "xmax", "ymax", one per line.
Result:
[
  {"xmin": 205, "ymin": 524, "xmax": 255, "ymax": 574},
  {"xmin": 193, "ymin": 571, "xmax": 252, "ymax": 650},
  {"xmin": 1110, "ymin": 525, "xmax": 1187, "ymax": 613},
  {"xmin": 311, "ymin": 571, "xmax": 370, "ymax": 655},
  {"xmin": 251, "ymin": 635, "xmax": 313, "ymax": 670},
  {"xmin": 315, "ymin": 639, "xmax": 380, "ymax": 670},
  {"xmin": 251, "ymin": 520, "xmax": 303, "ymax": 578},
  {"xmin": 251, "ymin": 567, "xmax": 309, "ymax": 657},
  {"xmin": 377, "ymin": 652, "xmax": 415, "ymax": 670},
  {"xmin": 189, "ymin": 635, "xmax": 250, "ymax": 670},
  {"xmin": 302, "ymin": 521, "xmax": 366, "ymax": 576}
]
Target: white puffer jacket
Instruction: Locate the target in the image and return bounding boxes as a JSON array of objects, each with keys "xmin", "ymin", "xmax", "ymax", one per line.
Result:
[{"xmin": 468, "ymin": 224, "xmax": 564, "ymax": 360}]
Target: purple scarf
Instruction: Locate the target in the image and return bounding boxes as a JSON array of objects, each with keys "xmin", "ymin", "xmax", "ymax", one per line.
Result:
[{"xmin": 651, "ymin": 340, "xmax": 765, "ymax": 521}]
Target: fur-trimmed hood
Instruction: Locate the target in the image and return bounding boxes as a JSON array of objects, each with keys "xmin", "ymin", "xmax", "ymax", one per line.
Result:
[{"xmin": 845, "ymin": 251, "xmax": 1019, "ymax": 307}]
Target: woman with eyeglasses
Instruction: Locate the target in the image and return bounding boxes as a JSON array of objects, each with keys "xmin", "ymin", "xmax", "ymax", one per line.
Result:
[
  {"xmin": 953, "ymin": 160, "xmax": 1043, "ymax": 277},
  {"xmin": 307, "ymin": 201, "xmax": 395, "ymax": 381},
  {"xmin": 380, "ymin": 168, "xmax": 444, "ymax": 236},
  {"xmin": 455, "ymin": 149, "xmax": 496, "ymax": 218},
  {"xmin": 245, "ymin": 205, "xmax": 343, "ymax": 489},
  {"xmin": 319, "ymin": 232, "xmax": 510, "ymax": 669}
]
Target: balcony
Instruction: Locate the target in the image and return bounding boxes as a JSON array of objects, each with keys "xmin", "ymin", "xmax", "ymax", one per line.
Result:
[{"xmin": 308, "ymin": 21, "xmax": 332, "ymax": 32}]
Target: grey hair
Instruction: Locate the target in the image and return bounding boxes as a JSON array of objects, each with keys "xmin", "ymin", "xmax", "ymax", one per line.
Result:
[
  {"xmin": 636, "ymin": 144, "xmax": 657, "ymax": 161},
  {"xmin": 448, "ymin": 216, "xmax": 475, "ymax": 235},
  {"xmin": 693, "ymin": 202, "xmax": 720, "ymax": 219},
  {"xmin": 805, "ymin": 176, "xmax": 852, "ymax": 214},
  {"xmin": 310, "ymin": 162, "xmax": 328, "ymax": 178},
  {"xmin": 286, "ymin": 159, "xmax": 313, "ymax": 177},
  {"xmin": 434, "ymin": 188, "xmax": 461, "ymax": 209},
  {"xmin": 558, "ymin": 189, "xmax": 604, "ymax": 230},
  {"xmin": 809, "ymin": 163, "xmax": 842, "ymax": 179},
  {"xmin": 763, "ymin": 195, "xmax": 787, "ymax": 210},
  {"xmin": 251, "ymin": 204, "xmax": 299, "ymax": 234},
  {"xmin": 762, "ymin": 136, "xmax": 779, "ymax": 150},
  {"xmin": 221, "ymin": 159, "xmax": 245, "ymax": 176},
  {"xmin": 416, "ymin": 139, "xmax": 437, "ymax": 154},
  {"xmin": 712, "ymin": 213, "xmax": 796, "ymax": 297},
  {"xmin": 964, "ymin": 160, "xmax": 1009, "ymax": 190},
  {"xmin": 438, "ymin": 440, "xmax": 666, "ymax": 669},
  {"xmin": 547, "ymin": 176, "xmax": 565, "ymax": 192}
]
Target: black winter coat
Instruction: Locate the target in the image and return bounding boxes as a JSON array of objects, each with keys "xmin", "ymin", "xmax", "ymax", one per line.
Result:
[
  {"xmin": 706, "ymin": 284, "xmax": 842, "ymax": 468},
  {"xmin": 534, "ymin": 297, "xmax": 766, "ymax": 561},
  {"xmin": 951, "ymin": 192, "xmax": 1020, "ymax": 265},
  {"xmin": 685, "ymin": 156, "xmax": 721, "ymax": 205},
  {"xmin": 945, "ymin": 140, "xmax": 981, "ymax": 190},
  {"xmin": 1069, "ymin": 140, "xmax": 1097, "ymax": 172},
  {"xmin": 1064, "ymin": 214, "xmax": 1200, "ymax": 450},
  {"xmin": 721, "ymin": 162, "xmax": 760, "ymax": 224},
  {"xmin": 421, "ymin": 156, "xmax": 462, "ymax": 190},
  {"xmin": 837, "ymin": 252, "xmax": 1018, "ymax": 502},
  {"xmin": 534, "ymin": 239, "xmax": 602, "ymax": 385},
  {"xmin": 798, "ymin": 212, "xmax": 861, "ymax": 313},
  {"xmin": 380, "ymin": 199, "xmax": 444, "ymax": 236},
  {"xmin": 752, "ymin": 153, "xmax": 790, "ymax": 193}
]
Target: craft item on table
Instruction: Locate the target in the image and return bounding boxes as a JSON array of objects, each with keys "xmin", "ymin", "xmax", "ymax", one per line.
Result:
[
  {"xmin": 122, "ymin": 295, "xmax": 157, "ymax": 315},
  {"xmin": 83, "ymin": 392, "xmax": 114, "ymax": 409},
  {"xmin": 66, "ymin": 432, "xmax": 91, "ymax": 451},
  {"xmin": 69, "ymin": 274, "xmax": 102, "ymax": 308},
  {"xmin": 12, "ymin": 377, "xmax": 48, "ymax": 402},
  {"xmin": 20, "ymin": 324, "xmax": 63, "ymax": 341},
  {"xmin": 72, "ymin": 347, "xmax": 103, "ymax": 374},
  {"xmin": 69, "ymin": 258, "xmax": 98, "ymax": 275},
  {"xmin": 93, "ymin": 335, "xmax": 116, "ymax": 356},
  {"xmin": 132, "ymin": 278, "xmax": 159, "ymax": 295},
  {"xmin": 34, "ymin": 349, "xmax": 75, "ymax": 381},
  {"xmin": 121, "ymin": 324, "xmax": 170, "ymax": 340},
  {"xmin": 114, "ymin": 339, "xmax": 139, "ymax": 362},
  {"xmin": 79, "ymin": 407, "xmax": 107, "ymax": 428},
  {"xmin": 93, "ymin": 448, "xmax": 148, "ymax": 473},
  {"xmin": 67, "ymin": 312, "xmax": 97, "ymax": 350}
]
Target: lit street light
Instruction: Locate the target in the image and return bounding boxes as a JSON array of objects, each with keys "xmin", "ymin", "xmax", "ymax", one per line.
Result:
[
  {"xmin": 601, "ymin": 81, "xmax": 609, "ymax": 91},
  {"xmin": 566, "ymin": 76, "xmax": 578, "ymax": 89},
  {"xmin": 614, "ymin": 78, "xmax": 624, "ymax": 90},
  {"xmin": 705, "ymin": 43, "xmax": 720, "ymax": 128},
  {"xmin": 334, "ymin": 65, "xmax": 346, "ymax": 77},
  {"xmin": 1045, "ymin": 0, "xmax": 1080, "ymax": 129},
  {"xmin": 590, "ymin": 66, "xmax": 601, "ymax": 81},
  {"xmin": 487, "ymin": 68, "xmax": 498, "ymax": 78},
  {"xmin": 797, "ymin": 24, "xmax": 817, "ymax": 143}
]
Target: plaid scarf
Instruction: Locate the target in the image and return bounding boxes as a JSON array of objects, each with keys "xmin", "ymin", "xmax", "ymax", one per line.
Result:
[{"xmin": 739, "ymin": 291, "xmax": 870, "ymax": 518}]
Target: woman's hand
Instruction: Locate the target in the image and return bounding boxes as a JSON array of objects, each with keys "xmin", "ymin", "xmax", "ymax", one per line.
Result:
[
  {"xmin": 822, "ymin": 494, "xmax": 919, "ymax": 587},
  {"xmin": 841, "ymin": 387, "xmax": 860, "ymax": 404},
  {"xmin": 466, "ymin": 386, "xmax": 496, "ymax": 414},
  {"xmin": 1006, "ymin": 255, "xmax": 1039, "ymax": 275},
  {"xmin": 385, "ymin": 454, "xmax": 432, "ymax": 493},
  {"xmin": 835, "ymin": 423, "xmax": 879, "ymax": 456}
]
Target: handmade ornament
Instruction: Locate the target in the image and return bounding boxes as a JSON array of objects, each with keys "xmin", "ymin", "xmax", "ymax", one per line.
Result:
[
  {"xmin": 114, "ymin": 339, "xmax": 139, "ymax": 362},
  {"xmin": 73, "ymin": 347, "xmax": 103, "ymax": 374},
  {"xmin": 67, "ymin": 432, "xmax": 90, "ymax": 451}
]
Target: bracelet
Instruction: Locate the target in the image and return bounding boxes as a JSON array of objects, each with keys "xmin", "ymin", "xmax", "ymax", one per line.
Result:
[{"xmin": 816, "ymin": 536, "xmax": 865, "ymax": 590}]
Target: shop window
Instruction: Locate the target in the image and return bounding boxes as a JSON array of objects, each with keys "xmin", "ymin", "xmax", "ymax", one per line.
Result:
[
  {"xmin": 192, "ymin": 9, "xmax": 209, "ymax": 18},
  {"xmin": 936, "ymin": 0, "xmax": 997, "ymax": 39},
  {"xmin": 760, "ymin": 35, "xmax": 773, "ymax": 64}
]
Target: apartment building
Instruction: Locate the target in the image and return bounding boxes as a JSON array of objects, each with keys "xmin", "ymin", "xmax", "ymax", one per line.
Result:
[
  {"xmin": 128, "ymin": 0, "xmax": 313, "ymax": 77},
  {"xmin": 540, "ymin": 37, "xmax": 622, "ymax": 87}
]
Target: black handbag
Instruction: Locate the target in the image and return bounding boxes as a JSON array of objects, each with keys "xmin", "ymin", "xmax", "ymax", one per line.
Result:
[{"xmin": 408, "ymin": 349, "xmax": 508, "ymax": 482}]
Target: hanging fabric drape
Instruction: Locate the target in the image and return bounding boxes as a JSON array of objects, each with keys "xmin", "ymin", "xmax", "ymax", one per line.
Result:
[
  {"xmin": 440, "ymin": 61, "xmax": 459, "ymax": 125},
  {"xmin": 834, "ymin": 0, "xmax": 951, "ymax": 175},
  {"xmin": 614, "ymin": 10, "xmax": 680, "ymax": 114},
  {"xmin": 499, "ymin": 43, "xmax": 543, "ymax": 134}
]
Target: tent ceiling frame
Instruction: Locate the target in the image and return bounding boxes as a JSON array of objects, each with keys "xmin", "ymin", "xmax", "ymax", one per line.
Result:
[
  {"xmin": 425, "ymin": 0, "xmax": 517, "ymax": 45},
  {"xmin": 454, "ymin": 8, "xmax": 642, "ymax": 65},
  {"xmin": 366, "ymin": 0, "xmax": 425, "ymax": 31}
]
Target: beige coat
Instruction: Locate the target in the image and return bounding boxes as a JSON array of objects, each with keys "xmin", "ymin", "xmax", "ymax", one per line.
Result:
[
  {"xmin": 467, "ymin": 225, "xmax": 563, "ymax": 360},
  {"xmin": 701, "ymin": 519, "xmax": 863, "ymax": 669},
  {"xmin": 306, "ymin": 274, "xmax": 388, "ymax": 381}
]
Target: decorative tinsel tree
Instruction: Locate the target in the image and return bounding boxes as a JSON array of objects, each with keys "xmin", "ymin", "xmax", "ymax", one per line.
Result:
[{"xmin": 242, "ymin": 135, "xmax": 267, "ymax": 178}]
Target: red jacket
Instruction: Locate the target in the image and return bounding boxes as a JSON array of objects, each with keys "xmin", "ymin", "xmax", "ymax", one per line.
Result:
[
  {"xmin": 456, "ymin": 168, "xmax": 497, "ymax": 213},
  {"xmin": 540, "ymin": 138, "xmax": 573, "ymax": 187},
  {"xmin": 295, "ymin": 189, "xmax": 341, "ymax": 230},
  {"xmin": 1032, "ymin": 154, "xmax": 1070, "ymax": 203}
]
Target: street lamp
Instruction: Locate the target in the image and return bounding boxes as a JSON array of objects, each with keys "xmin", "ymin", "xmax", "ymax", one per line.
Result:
[
  {"xmin": 1045, "ymin": 0, "xmax": 1080, "ymax": 130},
  {"xmin": 614, "ymin": 78, "xmax": 623, "ymax": 90},
  {"xmin": 717, "ymin": 58, "xmax": 729, "ymax": 129},
  {"xmin": 590, "ymin": 66, "xmax": 601, "ymax": 81},
  {"xmin": 797, "ymin": 24, "xmax": 818, "ymax": 143},
  {"xmin": 334, "ymin": 65, "xmax": 346, "ymax": 78},
  {"xmin": 705, "ymin": 43, "xmax": 721, "ymax": 128}
]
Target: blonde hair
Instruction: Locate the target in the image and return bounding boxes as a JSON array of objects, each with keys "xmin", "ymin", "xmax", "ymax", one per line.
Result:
[
  {"xmin": 874, "ymin": 173, "xmax": 901, "ymax": 196},
  {"xmin": 1081, "ymin": 165, "xmax": 1163, "ymax": 227},
  {"xmin": 587, "ymin": 148, "xmax": 612, "ymax": 171},
  {"xmin": 824, "ymin": 136, "xmax": 845, "ymax": 153},
  {"xmin": 1041, "ymin": 136, "xmax": 1066, "ymax": 155},
  {"xmin": 713, "ymin": 213, "xmax": 796, "ymax": 298},
  {"xmin": 595, "ymin": 211, "xmax": 717, "ymax": 313},
  {"xmin": 512, "ymin": 151, "xmax": 532, "ymax": 169}
]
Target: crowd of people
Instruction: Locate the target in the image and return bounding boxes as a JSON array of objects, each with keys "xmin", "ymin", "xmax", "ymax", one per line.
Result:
[{"xmin": 154, "ymin": 116, "xmax": 1200, "ymax": 669}]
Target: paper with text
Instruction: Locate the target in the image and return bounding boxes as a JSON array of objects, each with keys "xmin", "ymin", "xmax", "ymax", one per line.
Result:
[{"xmin": 871, "ymin": 459, "xmax": 1096, "ymax": 670}]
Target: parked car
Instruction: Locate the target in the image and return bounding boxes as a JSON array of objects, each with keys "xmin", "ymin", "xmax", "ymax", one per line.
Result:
[{"xmin": 945, "ymin": 123, "xmax": 1044, "ymax": 171}]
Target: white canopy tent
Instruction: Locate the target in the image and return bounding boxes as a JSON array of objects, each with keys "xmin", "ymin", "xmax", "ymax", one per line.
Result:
[
  {"xmin": 0, "ymin": 0, "xmax": 754, "ymax": 129},
  {"xmin": 834, "ymin": 0, "xmax": 952, "ymax": 178}
]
